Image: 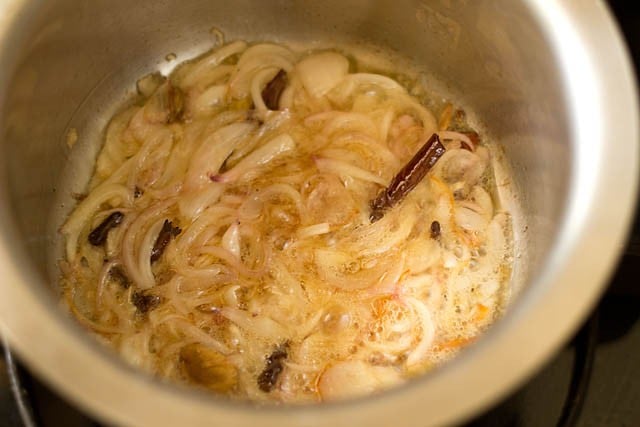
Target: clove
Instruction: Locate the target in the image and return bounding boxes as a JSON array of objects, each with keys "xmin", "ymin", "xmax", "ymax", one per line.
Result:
[
  {"xmin": 88, "ymin": 212, "xmax": 124, "ymax": 246},
  {"xmin": 430, "ymin": 220, "xmax": 441, "ymax": 239},
  {"xmin": 257, "ymin": 343, "xmax": 289, "ymax": 392},
  {"xmin": 150, "ymin": 220, "xmax": 181, "ymax": 263}
]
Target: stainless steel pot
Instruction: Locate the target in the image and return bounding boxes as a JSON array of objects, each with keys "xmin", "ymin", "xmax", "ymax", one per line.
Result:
[{"xmin": 0, "ymin": 1, "xmax": 637, "ymax": 426}]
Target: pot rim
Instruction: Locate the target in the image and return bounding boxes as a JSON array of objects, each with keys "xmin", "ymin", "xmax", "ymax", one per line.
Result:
[{"xmin": 0, "ymin": 1, "xmax": 637, "ymax": 426}]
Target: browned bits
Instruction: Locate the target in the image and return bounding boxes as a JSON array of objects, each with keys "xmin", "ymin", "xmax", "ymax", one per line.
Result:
[
  {"xmin": 257, "ymin": 343, "xmax": 289, "ymax": 392},
  {"xmin": 151, "ymin": 220, "xmax": 181, "ymax": 263},
  {"xmin": 88, "ymin": 212, "xmax": 124, "ymax": 246},
  {"xmin": 109, "ymin": 265, "xmax": 131, "ymax": 289},
  {"xmin": 370, "ymin": 133, "xmax": 446, "ymax": 222},
  {"xmin": 131, "ymin": 291, "xmax": 162, "ymax": 314},
  {"xmin": 133, "ymin": 186, "xmax": 143, "ymax": 198},
  {"xmin": 261, "ymin": 69, "xmax": 288, "ymax": 110},
  {"xmin": 430, "ymin": 220, "xmax": 441, "ymax": 239}
]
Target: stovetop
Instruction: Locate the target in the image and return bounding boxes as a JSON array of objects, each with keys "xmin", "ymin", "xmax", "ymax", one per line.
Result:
[{"xmin": 1, "ymin": 1, "xmax": 639, "ymax": 426}]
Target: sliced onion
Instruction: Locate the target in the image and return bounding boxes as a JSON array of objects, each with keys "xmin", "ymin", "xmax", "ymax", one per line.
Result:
[
  {"xmin": 297, "ymin": 223, "xmax": 330, "ymax": 239},
  {"xmin": 174, "ymin": 264, "xmax": 231, "ymax": 283},
  {"xmin": 296, "ymin": 52, "xmax": 350, "ymax": 98},
  {"xmin": 438, "ymin": 130, "xmax": 475, "ymax": 150},
  {"xmin": 184, "ymin": 121, "xmax": 257, "ymax": 190},
  {"xmin": 95, "ymin": 108, "xmax": 140, "ymax": 182},
  {"xmin": 336, "ymin": 73, "xmax": 406, "ymax": 96},
  {"xmin": 62, "ymin": 183, "xmax": 132, "ymax": 261},
  {"xmin": 166, "ymin": 318, "xmax": 231, "ymax": 354},
  {"xmin": 96, "ymin": 260, "xmax": 119, "ymax": 305},
  {"xmin": 468, "ymin": 185, "xmax": 494, "ymax": 220},
  {"xmin": 121, "ymin": 198, "xmax": 175, "ymax": 289},
  {"xmin": 220, "ymin": 307, "xmax": 287, "ymax": 340},
  {"xmin": 191, "ymin": 84, "xmax": 228, "ymax": 116},
  {"xmin": 199, "ymin": 245, "xmax": 264, "ymax": 278},
  {"xmin": 221, "ymin": 221, "xmax": 241, "ymax": 258},
  {"xmin": 178, "ymin": 183, "xmax": 225, "ymax": 220},
  {"xmin": 250, "ymin": 67, "xmax": 281, "ymax": 116},
  {"xmin": 331, "ymin": 132, "xmax": 400, "ymax": 168},
  {"xmin": 228, "ymin": 44, "xmax": 295, "ymax": 99},
  {"xmin": 268, "ymin": 260, "xmax": 307, "ymax": 304},
  {"xmin": 318, "ymin": 360, "xmax": 403, "ymax": 401},
  {"xmin": 278, "ymin": 75, "xmax": 299, "ymax": 109},
  {"xmin": 345, "ymin": 206, "xmax": 417, "ymax": 256},
  {"xmin": 314, "ymin": 156, "xmax": 387, "ymax": 186},
  {"xmin": 314, "ymin": 248, "xmax": 398, "ymax": 291},
  {"xmin": 434, "ymin": 148, "xmax": 487, "ymax": 185},
  {"xmin": 379, "ymin": 109, "xmax": 395, "ymax": 143},
  {"xmin": 186, "ymin": 64, "xmax": 233, "ymax": 92},
  {"xmin": 215, "ymin": 133, "xmax": 296, "ymax": 182},
  {"xmin": 404, "ymin": 296, "xmax": 436, "ymax": 366},
  {"xmin": 226, "ymin": 110, "xmax": 292, "ymax": 166},
  {"xmin": 181, "ymin": 41, "xmax": 248, "ymax": 88},
  {"xmin": 97, "ymin": 154, "xmax": 136, "ymax": 189},
  {"xmin": 404, "ymin": 238, "xmax": 441, "ymax": 274},
  {"xmin": 173, "ymin": 206, "xmax": 236, "ymax": 258},
  {"xmin": 455, "ymin": 206, "xmax": 489, "ymax": 232},
  {"xmin": 223, "ymin": 285, "xmax": 241, "ymax": 307},
  {"xmin": 470, "ymin": 210, "xmax": 510, "ymax": 299},
  {"xmin": 257, "ymin": 183, "xmax": 304, "ymax": 215},
  {"xmin": 305, "ymin": 111, "xmax": 379, "ymax": 139},
  {"xmin": 137, "ymin": 218, "xmax": 167, "ymax": 289},
  {"xmin": 129, "ymin": 135, "xmax": 174, "ymax": 190},
  {"xmin": 236, "ymin": 44, "xmax": 293, "ymax": 67},
  {"xmin": 322, "ymin": 112, "xmax": 379, "ymax": 139},
  {"xmin": 119, "ymin": 332, "xmax": 154, "ymax": 370}
]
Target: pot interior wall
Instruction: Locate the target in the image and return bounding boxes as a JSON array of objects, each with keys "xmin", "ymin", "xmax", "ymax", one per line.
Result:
[{"xmin": 0, "ymin": 0, "xmax": 567, "ymax": 341}]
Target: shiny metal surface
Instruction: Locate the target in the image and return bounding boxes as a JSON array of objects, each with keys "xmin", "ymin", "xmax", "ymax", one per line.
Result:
[{"xmin": 0, "ymin": 1, "xmax": 636, "ymax": 426}]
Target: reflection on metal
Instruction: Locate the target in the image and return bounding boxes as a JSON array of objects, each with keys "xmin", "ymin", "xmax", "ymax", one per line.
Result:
[{"xmin": 3, "ymin": 341, "xmax": 37, "ymax": 427}]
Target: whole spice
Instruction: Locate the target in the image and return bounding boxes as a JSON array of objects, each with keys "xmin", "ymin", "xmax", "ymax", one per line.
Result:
[
  {"xmin": 88, "ymin": 212, "xmax": 124, "ymax": 246},
  {"xmin": 370, "ymin": 133, "xmax": 446, "ymax": 222},
  {"xmin": 430, "ymin": 220, "xmax": 441, "ymax": 239},
  {"xmin": 257, "ymin": 343, "xmax": 289, "ymax": 392},
  {"xmin": 151, "ymin": 220, "xmax": 181, "ymax": 263}
]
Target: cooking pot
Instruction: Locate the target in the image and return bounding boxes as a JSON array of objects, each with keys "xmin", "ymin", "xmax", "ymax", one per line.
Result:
[{"xmin": 0, "ymin": 1, "xmax": 637, "ymax": 426}]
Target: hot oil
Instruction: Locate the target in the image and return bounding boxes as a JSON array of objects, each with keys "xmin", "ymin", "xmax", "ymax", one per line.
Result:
[{"xmin": 51, "ymin": 35, "xmax": 517, "ymax": 402}]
